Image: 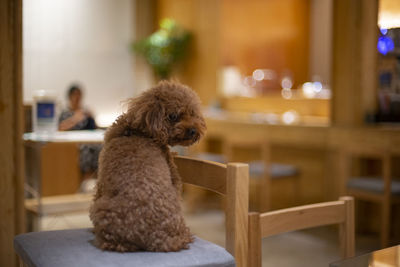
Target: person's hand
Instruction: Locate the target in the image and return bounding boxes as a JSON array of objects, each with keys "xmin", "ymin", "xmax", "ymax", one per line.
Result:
[
  {"xmin": 59, "ymin": 109, "xmax": 88, "ymax": 131},
  {"xmin": 73, "ymin": 109, "xmax": 86, "ymax": 123}
]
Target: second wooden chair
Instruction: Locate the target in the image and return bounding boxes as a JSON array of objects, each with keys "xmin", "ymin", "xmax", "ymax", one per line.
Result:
[
  {"xmin": 248, "ymin": 196, "xmax": 355, "ymax": 267},
  {"xmin": 223, "ymin": 137, "xmax": 300, "ymax": 212}
]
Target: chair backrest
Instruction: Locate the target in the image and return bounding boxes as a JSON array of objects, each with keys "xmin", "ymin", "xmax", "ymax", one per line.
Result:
[
  {"xmin": 174, "ymin": 156, "xmax": 249, "ymax": 267},
  {"xmin": 340, "ymin": 144, "xmax": 391, "ymax": 193},
  {"xmin": 248, "ymin": 196, "xmax": 355, "ymax": 267}
]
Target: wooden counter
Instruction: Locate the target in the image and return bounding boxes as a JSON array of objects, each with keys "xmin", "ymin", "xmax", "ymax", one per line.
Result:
[
  {"xmin": 205, "ymin": 115, "xmax": 400, "ymax": 151},
  {"xmin": 24, "ymin": 121, "xmax": 400, "ymax": 205},
  {"xmin": 201, "ymin": 115, "xmax": 400, "ymax": 205}
]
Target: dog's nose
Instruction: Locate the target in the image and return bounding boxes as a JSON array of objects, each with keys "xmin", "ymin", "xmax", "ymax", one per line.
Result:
[{"xmin": 187, "ymin": 128, "xmax": 197, "ymax": 137}]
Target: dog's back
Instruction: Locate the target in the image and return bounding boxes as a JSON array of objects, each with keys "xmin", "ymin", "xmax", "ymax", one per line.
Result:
[{"xmin": 90, "ymin": 134, "xmax": 192, "ymax": 252}]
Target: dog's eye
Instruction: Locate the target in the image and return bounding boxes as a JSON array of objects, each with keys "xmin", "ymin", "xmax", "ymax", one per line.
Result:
[{"xmin": 168, "ymin": 113, "xmax": 180, "ymax": 123}]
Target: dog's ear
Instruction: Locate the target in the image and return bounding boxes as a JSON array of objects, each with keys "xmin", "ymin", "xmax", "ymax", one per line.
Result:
[
  {"xmin": 126, "ymin": 95, "xmax": 149, "ymax": 132},
  {"xmin": 124, "ymin": 91, "xmax": 169, "ymax": 144},
  {"xmin": 144, "ymin": 101, "xmax": 168, "ymax": 144}
]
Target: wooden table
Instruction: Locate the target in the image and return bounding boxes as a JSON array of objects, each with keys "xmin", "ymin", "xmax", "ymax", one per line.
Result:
[
  {"xmin": 24, "ymin": 130, "xmax": 104, "ymax": 231},
  {"xmin": 330, "ymin": 245, "xmax": 400, "ymax": 266},
  {"xmin": 24, "ymin": 130, "xmax": 104, "ymax": 197}
]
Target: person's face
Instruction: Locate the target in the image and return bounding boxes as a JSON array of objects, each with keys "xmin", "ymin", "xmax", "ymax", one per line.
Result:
[{"xmin": 69, "ymin": 90, "xmax": 82, "ymax": 109}]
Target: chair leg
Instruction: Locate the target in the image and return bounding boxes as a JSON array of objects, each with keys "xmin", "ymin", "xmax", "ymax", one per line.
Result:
[
  {"xmin": 381, "ymin": 201, "xmax": 390, "ymax": 248},
  {"xmin": 248, "ymin": 212, "xmax": 262, "ymax": 267},
  {"xmin": 293, "ymin": 176, "xmax": 301, "ymax": 205},
  {"xmin": 259, "ymin": 176, "xmax": 270, "ymax": 212},
  {"xmin": 26, "ymin": 210, "xmax": 40, "ymax": 232},
  {"xmin": 381, "ymin": 153, "xmax": 391, "ymax": 248}
]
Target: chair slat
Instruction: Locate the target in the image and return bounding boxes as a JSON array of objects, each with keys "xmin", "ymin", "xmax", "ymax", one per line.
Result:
[
  {"xmin": 260, "ymin": 200, "xmax": 346, "ymax": 237},
  {"xmin": 174, "ymin": 156, "xmax": 227, "ymax": 195},
  {"xmin": 248, "ymin": 197, "xmax": 354, "ymax": 267}
]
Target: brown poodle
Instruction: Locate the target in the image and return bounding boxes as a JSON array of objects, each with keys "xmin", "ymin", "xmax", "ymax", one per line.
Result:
[{"xmin": 89, "ymin": 81, "xmax": 206, "ymax": 252}]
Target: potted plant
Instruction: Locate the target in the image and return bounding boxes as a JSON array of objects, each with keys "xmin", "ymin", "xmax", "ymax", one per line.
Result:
[{"xmin": 133, "ymin": 18, "xmax": 192, "ymax": 80}]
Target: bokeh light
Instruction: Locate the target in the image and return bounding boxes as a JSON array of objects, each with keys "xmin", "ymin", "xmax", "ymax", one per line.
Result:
[
  {"xmin": 282, "ymin": 110, "xmax": 299, "ymax": 125},
  {"xmin": 377, "ymin": 35, "xmax": 394, "ymax": 55},
  {"xmin": 281, "ymin": 77, "xmax": 293, "ymax": 89},
  {"xmin": 252, "ymin": 69, "xmax": 264, "ymax": 81},
  {"xmin": 302, "ymin": 82, "xmax": 316, "ymax": 98},
  {"xmin": 281, "ymin": 88, "xmax": 293, "ymax": 99}
]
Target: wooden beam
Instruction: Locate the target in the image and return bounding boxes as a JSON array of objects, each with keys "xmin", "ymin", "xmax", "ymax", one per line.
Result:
[
  {"xmin": 360, "ymin": 0, "xmax": 379, "ymax": 120},
  {"xmin": 0, "ymin": 0, "xmax": 24, "ymax": 266},
  {"xmin": 134, "ymin": 0, "xmax": 157, "ymax": 92},
  {"xmin": 331, "ymin": 0, "xmax": 378, "ymax": 126}
]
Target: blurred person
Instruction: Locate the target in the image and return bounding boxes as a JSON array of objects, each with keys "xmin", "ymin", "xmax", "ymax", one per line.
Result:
[
  {"xmin": 59, "ymin": 84, "xmax": 101, "ymax": 192},
  {"xmin": 59, "ymin": 84, "xmax": 97, "ymax": 131}
]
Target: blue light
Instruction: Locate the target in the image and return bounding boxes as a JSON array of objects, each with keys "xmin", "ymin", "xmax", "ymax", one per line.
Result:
[
  {"xmin": 377, "ymin": 36, "xmax": 395, "ymax": 55},
  {"xmin": 380, "ymin": 28, "xmax": 388, "ymax": 35}
]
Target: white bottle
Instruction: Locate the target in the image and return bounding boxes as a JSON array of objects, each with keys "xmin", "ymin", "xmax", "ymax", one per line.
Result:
[{"xmin": 32, "ymin": 90, "xmax": 57, "ymax": 136}]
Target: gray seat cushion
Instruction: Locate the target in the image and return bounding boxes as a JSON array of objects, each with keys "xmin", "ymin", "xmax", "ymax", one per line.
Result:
[
  {"xmin": 347, "ymin": 177, "xmax": 400, "ymax": 195},
  {"xmin": 14, "ymin": 228, "xmax": 235, "ymax": 267},
  {"xmin": 249, "ymin": 161, "xmax": 299, "ymax": 178}
]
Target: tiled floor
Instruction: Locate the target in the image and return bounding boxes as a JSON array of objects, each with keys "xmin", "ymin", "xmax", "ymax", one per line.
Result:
[{"xmin": 39, "ymin": 208, "xmax": 380, "ymax": 267}]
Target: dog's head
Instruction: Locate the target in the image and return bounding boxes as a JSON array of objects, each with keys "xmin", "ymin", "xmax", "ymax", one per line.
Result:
[{"xmin": 125, "ymin": 81, "xmax": 206, "ymax": 146}]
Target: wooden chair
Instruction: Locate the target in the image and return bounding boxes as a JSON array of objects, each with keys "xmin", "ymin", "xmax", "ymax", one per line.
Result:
[
  {"xmin": 339, "ymin": 145, "xmax": 400, "ymax": 248},
  {"xmin": 248, "ymin": 196, "xmax": 355, "ymax": 267},
  {"xmin": 15, "ymin": 156, "xmax": 249, "ymax": 267},
  {"xmin": 174, "ymin": 156, "xmax": 249, "ymax": 266},
  {"xmin": 223, "ymin": 137, "xmax": 300, "ymax": 212}
]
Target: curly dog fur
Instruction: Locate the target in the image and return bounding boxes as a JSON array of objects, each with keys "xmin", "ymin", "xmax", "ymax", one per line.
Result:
[{"xmin": 89, "ymin": 81, "xmax": 206, "ymax": 252}]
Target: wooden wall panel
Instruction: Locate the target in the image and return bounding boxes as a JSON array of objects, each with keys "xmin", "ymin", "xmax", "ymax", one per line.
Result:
[
  {"xmin": 155, "ymin": 0, "xmax": 310, "ymax": 101},
  {"xmin": 156, "ymin": 0, "xmax": 220, "ymax": 105},
  {"xmin": 134, "ymin": 0, "xmax": 157, "ymax": 93},
  {"xmin": 220, "ymin": 0, "xmax": 310, "ymax": 88},
  {"xmin": 0, "ymin": 0, "xmax": 24, "ymax": 266}
]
